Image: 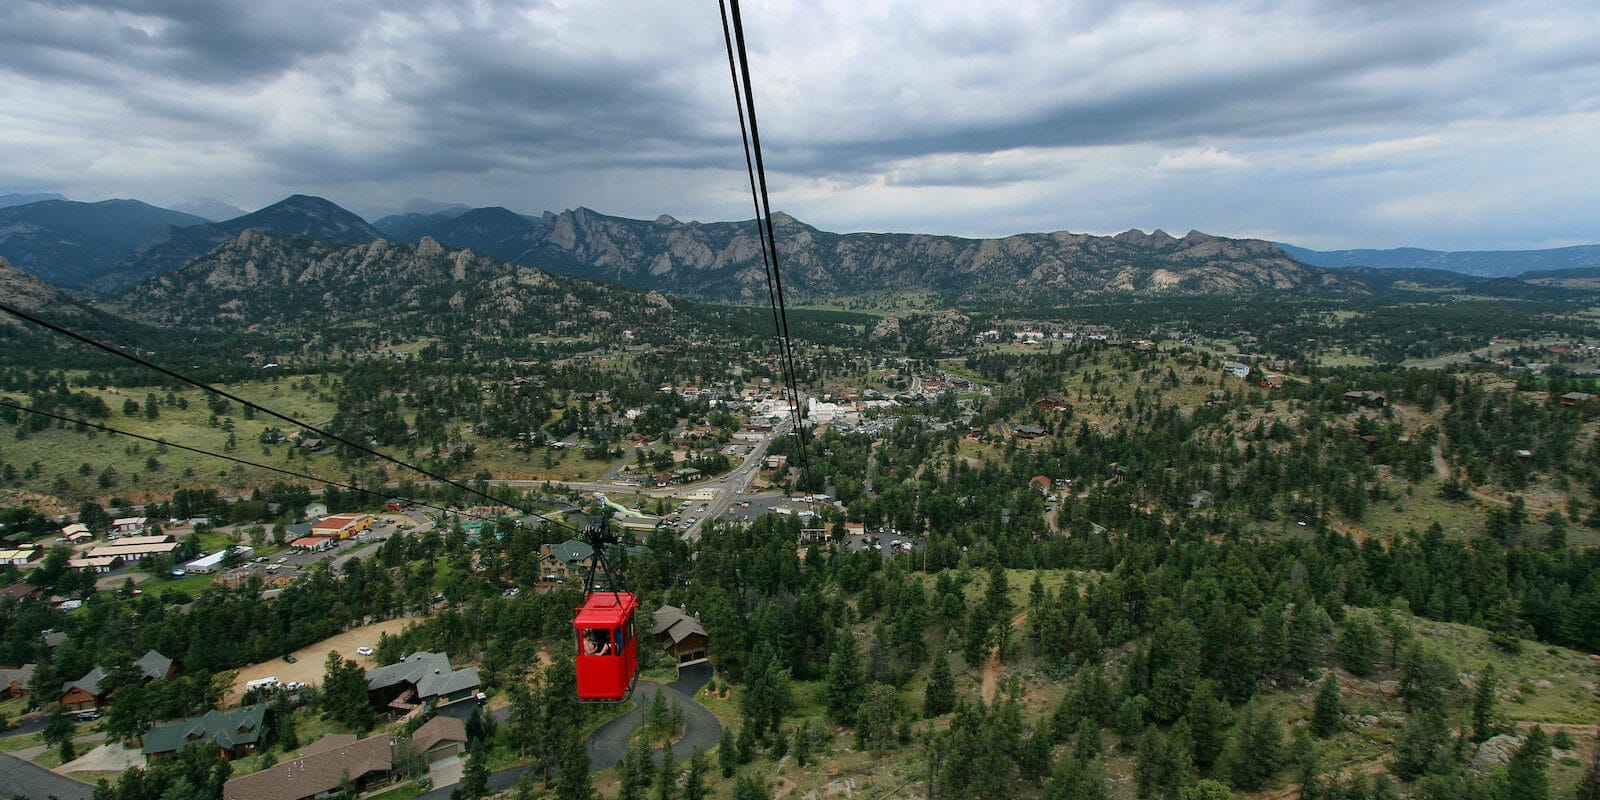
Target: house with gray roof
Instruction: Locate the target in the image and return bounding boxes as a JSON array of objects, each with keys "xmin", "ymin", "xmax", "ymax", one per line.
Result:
[
  {"xmin": 365, "ymin": 652, "xmax": 481, "ymax": 713},
  {"xmin": 651, "ymin": 605, "xmax": 709, "ymax": 665},
  {"xmin": 143, "ymin": 705, "xmax": 270, "ymax": 761},
  {"xmin": 538, "ymin": 538, "xmax": 594, "ymax": 583},
  {"xmin": 59, "ymin": 649, "xmax": 175, "ymax": 710},
  {"xmin": 0, "ymin": 663, "xmax": 35, "ymax": 698}
]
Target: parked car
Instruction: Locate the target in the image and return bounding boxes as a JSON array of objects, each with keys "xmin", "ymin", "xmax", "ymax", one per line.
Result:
[
  {"xmin": 76, "ymin": 709, "xmax": 103, "ymax": 721},
  {"xmin": 356, "ymin": 646, "xmax": 374, "ymax": 656},
  {"xmin": 282, "ymin": 653, "xmax": 297, "ymax": 663}
]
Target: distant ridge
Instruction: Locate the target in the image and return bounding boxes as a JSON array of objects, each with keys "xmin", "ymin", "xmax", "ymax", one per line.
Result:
[
  {"xmin": 1278, "ymin": 242, "xmax": 1600, "ymax": 279},
  {"xmin": 0, "ymin": 199, "xmax": 208, "ymax": 288},
  {"xmin": 0, "ymin": 192, "xmax": 67, "ymax": 209},
  {"xmin": 90, "ymin": 195, "xmax": 384, "ymax": 294},
  {"xmin": 386, "ymin": 205, "xmax": 1355, "ymax": 303}
]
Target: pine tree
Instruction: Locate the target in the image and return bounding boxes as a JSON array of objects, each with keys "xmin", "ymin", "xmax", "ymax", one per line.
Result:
[
  {"xmin": 1291, "ymin": 728, "xmax": 1319, "ymax": 800},
  {"xmin": 794, "ymin": 722, "xmax": 812, "ymax": 767},
  {"xmin": 1336, "ymin": 615, "xmax": 1379, "ymax": 677},
  {"xmin": 1184, "ymin": 681, "xmax": 1233, "ymax": 774},
  {"xmin": 1502, "ymin": 726, "xmax": 1549, "ymax": 800},
  {"xmin": 1471, "ymin": 664, "xmax": 1498, "ymax": 743},
  {"xmin": 462, "ymin": 742, "xmax": 490, "ymax": 799},
  {"xmin": 656, "ymin": 743, "xmax": 678, "ymax": 800},
  {"xmin": 733, "ymin": 774, "xmax": 770, "ymax": 800},
  {"xmin": 826, "ymin": 633, "xmax": 867, "ymax": 725},
  {"xmin": 1228, "ymin": 702, "xmax": 1284, "ymax": 791},
  {"xmin": 1311, "ymin": 673, "xmax": 1342, "ymax": 738},
  {"xmin": 683, "ymin": 748, "xmax": 708, "ymax": 800},
  {"xmin": 718, "ymin": 727, "xmax": 737, "ymax": 777},
  {"xmin": 924, "ymin": 646, "xmax": 956, "ymax": 717},
  {"xmin": 554, "ymin": 731, "xmax": 593, "ymax": 800}
]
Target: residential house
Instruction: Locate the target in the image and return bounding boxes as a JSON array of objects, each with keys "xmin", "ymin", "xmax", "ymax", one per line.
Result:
[
  {"xmin": 1561, "ymin": 391, "xmax": 1596, "ymax": 407},
  {"xmin": 409, "ymin": 716, "xmax": 468, "ymax": 764},
  {"xmin": 58, "ymin": 649, "xmax": 175, "ymax": 710},
  {"xmin": 651, "ymin": 606, "xmax": 710, "ymax": 665},
  {"xmin": 1034, "ymin": 396, "xmax": 1070, "ymax": 411},
  {"xmin": 1013, "ymin": 424, "xmax": 1047, "ymax": 439},
  {"xmin": 222, "ymin": 733, "xmax": 398, "ymax": 800},
  {"xmin": 539, "ymin": 539, "xmax": 594, "ymax": 583},
  {"xmin": 1222, "ymin": 362, "xmax": 1251, "ymax": 378},
  {"xmin": 1258, "ymin": 375, "xmax": 1284, "ymax": 389},
  {"xmin": 1343, "ymin": 390, "xmax": 1388, "ymax": 407},
  {"xmin": 364, "ymin": 652, "xmax": 481, "ymax": 714},
  {"xmin": 58, "ymin": 667, "xmax": 105, "ymax": 710},
  {"xmin": 60, "ymin": 523, "xmax": 92, "ymax": 543},
  {"xmin": 0, "ymin": 663, "xmax": 36, "ymax": 697},
  {"xmin": 143, "ymin": 705, "xmax": 271, "ymax": 761}
]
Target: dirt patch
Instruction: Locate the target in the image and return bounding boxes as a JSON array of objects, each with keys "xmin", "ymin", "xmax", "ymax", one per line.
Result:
[{"xmin": 223, "ymin": 617, "xmax": 422, "ymax": 705}]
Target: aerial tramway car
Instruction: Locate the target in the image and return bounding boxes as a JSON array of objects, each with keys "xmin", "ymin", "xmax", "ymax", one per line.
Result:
[{"xmin": 572, "ymin": 517, "xmax": 640, "ymax": 702}]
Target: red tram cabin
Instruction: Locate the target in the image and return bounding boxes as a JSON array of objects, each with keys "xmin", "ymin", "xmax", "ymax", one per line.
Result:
[{"xmin": 574, "ymin": 591, "xmax": 640, "ymax": 702}]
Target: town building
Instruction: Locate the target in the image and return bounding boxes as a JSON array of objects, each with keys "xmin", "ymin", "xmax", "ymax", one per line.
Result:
[
  {"xmin": 0, "ymin": 548, "xmax": 42, "ymax": 567},
  {"xmin": 110, "ymin": 517, "xmax": 149, "ymax": 536},
  {"xmin": 187, "ymin": 546, "xmax": 255, "ymax": 574},
  {"xmin": 290, "ymin": 536, "xmax": 333, "ymax": 552},
  {"xmin": 310, "ymin": 513, "xmax": 375, "ymax": 540}
]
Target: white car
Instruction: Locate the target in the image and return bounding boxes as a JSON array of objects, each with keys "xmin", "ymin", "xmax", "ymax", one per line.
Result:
[{"xmin": 356, "ymin": 646, "xmax": 374, "ymax": 656}]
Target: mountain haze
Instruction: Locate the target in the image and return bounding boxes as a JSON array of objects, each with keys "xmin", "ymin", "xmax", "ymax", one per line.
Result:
[
  {"xmin": 1278, "ymin": 242, "xmax": 1600, "ymax": 278},
  {"xmin": 0, "ymin": 199, "xmax": 208, "ymax": 288}
]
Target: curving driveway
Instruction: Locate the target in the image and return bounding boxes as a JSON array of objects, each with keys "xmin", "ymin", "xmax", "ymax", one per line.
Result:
[{"xmin": 585, "ymin": 662, "xmax": 718, "ymax": 769}]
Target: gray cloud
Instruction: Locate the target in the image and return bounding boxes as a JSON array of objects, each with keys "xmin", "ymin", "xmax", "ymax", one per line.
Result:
[{"xmin": 1, "ymin": 0, "xmax": 1596, "ymax": 250}]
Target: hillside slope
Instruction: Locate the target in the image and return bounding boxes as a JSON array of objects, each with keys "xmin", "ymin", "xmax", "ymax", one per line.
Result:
[{"xmin": 113, "ymin": 231, "xmax": 681, "ymax": 340}]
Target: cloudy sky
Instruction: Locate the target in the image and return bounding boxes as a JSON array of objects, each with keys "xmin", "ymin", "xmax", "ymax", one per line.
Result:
[{"xmin": 2, "ymin": 0, "xmax": 1597, "ymax": 250}]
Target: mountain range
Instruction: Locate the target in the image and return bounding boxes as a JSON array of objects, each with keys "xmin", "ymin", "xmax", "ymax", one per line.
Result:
[
  {"xmin": 1, "ymin": 192, "xmax": 1596, "ymax": 305},
  {"xmin": 1278, "ymin": 242, "xmax": 1600, "ymax": 279}
]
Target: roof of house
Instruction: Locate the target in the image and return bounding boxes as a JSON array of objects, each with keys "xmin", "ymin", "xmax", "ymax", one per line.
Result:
[
  {"xmin": 284, "ymin": 522, "xmax": 316, "ymax": 538},
  {"xmin": 142, "ymin": 705, "xmax": 268, "ymax": 755},
  {"xmin": 290, "ymin": 536, "xmax": 331, "ymax": 548},
  {"xmin": 0, "ymin": 583, "xmax": 40, "ymax": 601},
  {"xmin": 543, "ymin": 539, "xmax": 594, "ymax": 564},
  {"xmin": 651, "ymin": 605, "xmax": 708, "ymax": 645},
  {"xmin": 410, "ymin": 715, "xmax": 467, "ymax": 753},
  {"xmin": 222, "ymin": 733, "xmax": 394, "ymax": 800},
  {"xmin": 137, "ymin": 649, "xmax": 174, "ymax": 681},
  {"xmin": 1562, "ymin": 391, "xmax": 1596, "ymax": 400},
  {"xmin": 61, "ymin": 666, "xmax": 104, "ymax": 697},
  {"xmin": 365, "ymin": 652, "xmax": 480, "ymax": 701},
  {"xmin": 0, "ymin": 663, "xmax": 35, "ymax": 687},
  {"xmin": 0, "ymin": 752, "xmax": 93, "ymax": 800}
]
